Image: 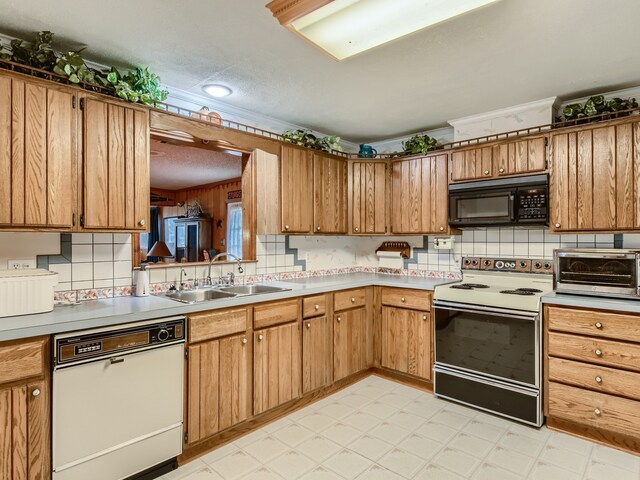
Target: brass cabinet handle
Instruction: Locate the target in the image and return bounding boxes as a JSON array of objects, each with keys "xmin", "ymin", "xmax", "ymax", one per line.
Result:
[
  {"xmin": 316, "ymin": 226, "xmax": 321, "ymax": 231},
  {"xmin": 258, "ymin": 334, "xmax": 263, "ymax": 342},
  {"xmin": 306, "ymin": 322, "xmax": 311, "ymax": 329},
  {"xmin": 594, "ymin": 407, "xmax": 602, "ymax": 416},
  {"xmin": 595, "ymin": 322, "xmax": 603, "ymax": 329},
  {"xmin": 351, "ymin": 297, "xmax": 355, "ymax": 303},
  {"xmin": 139, "ymin": 219, "xmax": 146, "ymax": 227},
  {"xmin": 423, "ymin": 315, "xmax": 428, "ymax": 321},
  {"xmin": 439, "ymin": 226, "xmax": 445, "ymax": 231},
  {"xmin": 284, "ymin": 225, "xmax": 290, "ymax": 230},
  {"xmin": 499, "ymin": 167, "xmax": 505, "ymax": 173},
  {"xmin": 483, "ymin": 170, "xmax": 489, "ymax": 175},
  {"xmin": 354, "ymin": 227, "xmax": 360, "ymax": 232},
  {"xmin": 401, "ymin": 297, "xmax": 406, "ymax": 303},
  {"xmin": 337, "ymin": 316, "xmax": 341, "ymax": 322},
  {"xmin": 315, "ymin": 304, "xmax": 320, "ymax": 310},
  {"xmin": 595, "ymin": 348, "xmax": 603, "ymax": 357},
  {"xmin": 595, "ymin": 376, "xmax": 603, "ymax": 384},
  {"xmin": 32, "ymin": 388, "xmax": 41, "ymax": 397},
  {"xmin": 242, "ymin": 338, "xmax": 247, "ymax": 345},
  {"xmin": 554, "ymin": 223, "xmax": 561, "ymax": 228}
]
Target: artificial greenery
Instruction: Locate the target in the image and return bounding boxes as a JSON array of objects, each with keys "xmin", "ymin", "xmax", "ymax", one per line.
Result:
[
  {"xmin": 1, "ymin": 31, "xmax": 168, "ymax": 106},
  {"xmin": 402, "ymin": 133, "xmax": 438, "ymax": 155},
  {"xmin": 282, "ymin": 129, "xmax": 343, "ymax": 153},
  {"xmin": 558, "ymin": 95, "xmax": 638, "ymax": 123}
]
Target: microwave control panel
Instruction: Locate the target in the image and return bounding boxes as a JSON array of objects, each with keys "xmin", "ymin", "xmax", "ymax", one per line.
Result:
[{"xmin": 517, "ymin": 188, "xmax": 547, "ymax": 220}]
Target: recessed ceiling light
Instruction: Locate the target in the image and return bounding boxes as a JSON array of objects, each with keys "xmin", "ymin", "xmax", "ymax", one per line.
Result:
[
  {"xmin": 203, "ymin": 84, "xmax": 232, "ymax": 97},
  {"xmin": 268, "ymin": 0, "xmax": 501, "ymax": 61}
]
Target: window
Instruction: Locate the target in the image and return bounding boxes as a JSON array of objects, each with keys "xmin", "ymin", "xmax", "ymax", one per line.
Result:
[{"xmin": 227, "ymin": 202, "xmax": 243, "ymax": 258}]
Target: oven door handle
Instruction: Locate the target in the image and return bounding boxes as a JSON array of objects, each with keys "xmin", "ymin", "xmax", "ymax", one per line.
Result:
[{"xmin": 434, "ymin": 301, "xmax": 538, "ymax": 320}]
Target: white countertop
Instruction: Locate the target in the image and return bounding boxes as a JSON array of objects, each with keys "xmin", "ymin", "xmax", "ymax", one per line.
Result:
[
  {"xmin": 542, "ymin": 291, "xmax": 640, "ymax": 314},
  {"xmin": 0, "ymin": 273, "xmax": 453, "ymax": 341}
]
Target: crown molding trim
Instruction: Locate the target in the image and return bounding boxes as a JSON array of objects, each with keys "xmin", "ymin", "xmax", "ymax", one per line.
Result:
[{"xmin": 265, "ymin": 0, "xmax": 333, "ymax": 25}]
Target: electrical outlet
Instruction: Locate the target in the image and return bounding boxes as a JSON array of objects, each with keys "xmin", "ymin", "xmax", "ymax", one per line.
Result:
[{"xmin": 7, "ymin": 259, "xmax": 36, "ymax": 270}]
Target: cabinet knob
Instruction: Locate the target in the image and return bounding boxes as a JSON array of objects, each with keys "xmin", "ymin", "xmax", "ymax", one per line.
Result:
[
  {"xmin": 306, "ymin": 322, "xmax": 311, "ymax": 329},
  {"xmin": 499, "ymin": 167, "xmax": 505, "ymax": 173},
  {"xmin": 595, "ymin": 376, "xmax": 603, "ymax": 384},
  {"xmin": 351, "ymin": 297, "xmax": 355, "ymax": 303},
  {"xmin": 258, "ymin": 334, "xmax": 263, "ymax": 342},
  {"xmin": 138, "ymin": 219, "xmax": 146, "ymax": 227},
  {"xmin": 554, "ymin": 223, "xmax": 561, "ymax": 228},
  {"xmin": 316, "ymin": 226, "xmax": 321, "ymax": 231},
  {"xmin": 423, "ymin": 315, "xmax": 427, "ymax": 321},
  {"xmin": 242, "ymin": 337, "xmax": 247, "ymax": 345},
  {"xmin": 355, "ymin": 227, "xmax": 360, "ymax": 232},
  {"xmin": 32, "ymin": 388, "xmax": 41, "ymax": 397},
  {"xmin": 439, "ymin": 226, "xmax": 445, "ymax": 231},
  {"xmin": 284, "ymin": 225, "xmax": 290, "ymax": 231},
  {"xmin": 315, "ymin": 304, "xmax": 320, "ymax": 310},
  {"xmin": 401, "ymin": 297, "xmax": 406, "ymax": 302},
  {"xmin": 595, "ymin": 322, "xmax": 603, "ymax": 329},
  {"xmin": 595, "ymin": 348, "xmax": 603, "ymax": 357},
  {"xmin": 483, "ymin": 170, "xmax": 490, "ymax": 175},
  {"xmin": 337, "ymin": 316, "xmax": 341, "ymax": 322},
  {"xmin": 594, "ymin": 407, "xmax": 602, "ymax": 416}
]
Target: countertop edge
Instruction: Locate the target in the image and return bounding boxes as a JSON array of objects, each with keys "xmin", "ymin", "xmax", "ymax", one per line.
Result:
[{"xmin": 542, "ymin": 292, "xmax": 640, "ymax": 314}]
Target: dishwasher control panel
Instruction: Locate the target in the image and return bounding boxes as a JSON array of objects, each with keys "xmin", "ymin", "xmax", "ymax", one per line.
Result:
[{"xmin": 55, "ymin": 317, "xmax": 186, "ymax": 366}]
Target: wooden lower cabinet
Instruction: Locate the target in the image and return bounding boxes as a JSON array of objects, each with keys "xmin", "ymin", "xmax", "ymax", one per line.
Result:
[
  {"xmin": 0, "ymin": 337, "xmax": 49, "ymax": 480},
  {"xmin": 334, "ymin": 307, "xmax": 369, "ymax": 381},
  {"xmin": 187, "ymin": 333, "xmax": 251, "ymax": 445},
  {"xmin": 381, "ymin": 306, "xmax": 431, "ymax": 380},
  {"xmin": 254, "ymin": 322, "xmax": 301, "ymax": 415},
  {"xmin": 302, "ymin": 315, "xmax": 332, "ymax": 394}
]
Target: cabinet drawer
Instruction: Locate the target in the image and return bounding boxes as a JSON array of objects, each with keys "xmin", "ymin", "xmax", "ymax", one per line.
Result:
[
  {"xmin": 548, "ymin": 357, "xmax": 640, "ymax": 399},
  {"xmin": 334, "ymin": 288, "xmax": 367, "ymax": 312},
  {"xmin": 547, "ymin": 306, "xmax": 640, "ymax": 343},
  {"xmin": 254, "ymin": 299, "xmax": 299, "ymax": 329},
  {"xmin": 189, "ymin": 308, "xmax": 248, "ymax": 343},
  {"xmin": 303, "ymin": 295, "xmax": 327, "ymax": 318},
  {"xmin": 548, "ymin": 382, "xmax": 640, "ymax": 438},
  {"xmin": 0, "ymin": 337, "xmax": 46, "ymax": 385},
  {"xmin": 548, "ymin": 332, "xmax": 640, "ymax": 372},
  {"xmin": 381, "ymin": 288, "xmax": 432, "ymax": 311}
]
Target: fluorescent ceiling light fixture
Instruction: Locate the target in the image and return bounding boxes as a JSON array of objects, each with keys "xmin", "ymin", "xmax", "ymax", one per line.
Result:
[
  {"xmin": 203, "ymin": 84, "xmax": 232, "ymax": 97},
  {"xmin": 271, "ymin": 0, "xmax": 500, "ymax": 60}
]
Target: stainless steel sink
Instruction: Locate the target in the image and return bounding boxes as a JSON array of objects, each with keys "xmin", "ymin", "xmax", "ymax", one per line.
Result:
[
  {"xmin": 163, "ymin": 288, "xmax": 237, "ymax": 304},
  {"xmin": 219, "ymin": 284, "xmax": 290, "ymax": 296}
]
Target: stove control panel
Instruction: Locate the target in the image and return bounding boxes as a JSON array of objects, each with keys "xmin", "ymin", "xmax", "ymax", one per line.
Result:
[{"xmin": 463, "ymin": 257, "xmax": 552, "ymax": 274}]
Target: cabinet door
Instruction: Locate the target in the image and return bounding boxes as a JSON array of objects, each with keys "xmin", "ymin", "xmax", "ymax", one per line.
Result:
[
  {"xmin": 550, "ymin": 121, "xmax": 639, "ymax": 232},
  {"xmin": 391, "ymin": 154, "xmax": 450, "ymax": 234},
  {"xmin": 280, "ymin": 145, "xmax": 313, "ymax": 233},
  {"xmin": 450, "ymin": 147, "xmax": 492, "ymax": 182},
  {"xmin": 351, "ymin": 161, "xmax": 387, "ymax": 234},
  {"xmin": 313, "ymin": 154, "xmax": 347, "ymax": 234},
  {"xmin": 0, "ymin": 76, "xmax": 75, "ymax": 229},
  {"xmin": 302, "ymin": 315, "xmax": 331, "ymax": 394},
  {"xmin": 381, "ymin": 307, "xmax": 431, "ymax": 380},
  {"xmin": 0, "ymin": 380, "xmax": 49, "ymax": 479},
  {"xmin": 218, "ymin": 334, "xmax": 251, "ymax": 431},
  {"xmin": 254, "ymin": 322, "xmax": 301, "ymax": 415},
  {"xmin": 83, "ymin": 97, "xmax": 149, "ymax": 230},
  {"xmin": 334, "ymin": 307, "xmax": 368, "ymax": 382},
  {"xmin": 494, "ymin": 136, "xmax": 547, "ymax": 177}
]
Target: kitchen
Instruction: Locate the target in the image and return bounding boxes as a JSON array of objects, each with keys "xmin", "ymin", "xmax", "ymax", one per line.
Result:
[{"xmin": 1, "ymin": 1, "xmax": 640, "ymax": 479}]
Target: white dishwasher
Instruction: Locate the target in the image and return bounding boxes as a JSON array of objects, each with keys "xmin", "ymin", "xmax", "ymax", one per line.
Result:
[{"xmin": 53, "ymin": 317, "xmax": 186, "ymax": 480}]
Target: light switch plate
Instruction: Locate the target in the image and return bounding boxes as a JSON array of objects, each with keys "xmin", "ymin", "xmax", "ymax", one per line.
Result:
[
  {"xmin": 7, "ymin": 259, "xmax": 36, "ymax": 269},
  {"xmin": 433, "ymin": 237, "xmax": 454, "ymax": 250}
]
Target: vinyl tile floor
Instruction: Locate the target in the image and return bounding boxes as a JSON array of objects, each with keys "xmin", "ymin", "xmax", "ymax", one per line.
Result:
[{"xmin": 162, "ymin": 375, "xmax": 640, "ymax": 480}]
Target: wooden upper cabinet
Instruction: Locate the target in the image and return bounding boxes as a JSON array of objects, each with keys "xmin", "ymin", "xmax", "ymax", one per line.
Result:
[
  {"xmin": 450, "ymin": 136, "xmax": 547, "ymax": 183},
  {"xmin": 0, "ymin": 74, "xmax": 76, "ymax": 229},
  {"xmin": 391, "ymin": 153, "xmax": 450, "ymax": 234},
  {"xmin": 350, "ymin": 161, "xmax": 388, "ymax": 234},
  {"xmin": 313, "ymin": 153, "xmax": 347, "ymax": 234},
  {"xmin": 280, "ymin": 145, "xmax": 313, "ymax": 233},
  {"xmin": 82, "ymin": 96, "xmax": 150, "ymax": 231},
  {"xmin": 550, "ymin": 119, "xmax": 640, "ymax": 232}
]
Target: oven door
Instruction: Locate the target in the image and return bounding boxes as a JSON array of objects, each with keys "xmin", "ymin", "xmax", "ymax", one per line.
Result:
[
  {"xmin": 449, "ymin": 190, "xmax": 515, "ymax": 227},
  {"xmin": 434, "ymin": 301, "xmax": 540, "ymax": 388}
]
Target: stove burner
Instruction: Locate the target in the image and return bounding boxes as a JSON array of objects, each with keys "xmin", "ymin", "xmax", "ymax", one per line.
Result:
[
  {"xmin": 450, "ymin": 283, "xmax": 490, "ymax": 290},
  {"xmin": 516, "ymin": 288, "xmax": 542, "ymax": 293},
  {"xmin": 500, "ymin": 289, "xmax": 536, "ymax": 296}
]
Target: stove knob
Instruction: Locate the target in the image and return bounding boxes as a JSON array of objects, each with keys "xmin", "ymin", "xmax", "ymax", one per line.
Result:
[
  {"xmin": 471, "ymin": 259, "xmax": 478, "ymax": 266},
  {"xmin": 519, "ymin": 261, "xmax": 527, "ymax": 268},
  {"xmin": 534, "ymin": 262, "xmax": 542, "ymax": 269},
  {"xmin": 543, "ymin": 262, "xmax": 552, "ymax": 270},
  {"xmin": 464, "ymin": 259, "xmax": 471, "ymax": 266},
  {"xmin": 510, "ymin": 262, "xmax": 516, "ymax": 268},
  {"xmin": 483, "ymin": 260, "xmax": 491, "ymax": 267},
  {"xmin": 495, "ymin": 261, "xmax": 504, "ymax": 269},
  {"xmin": 158, "ymin": 329, "xmax": 170, "ymax": 342}
]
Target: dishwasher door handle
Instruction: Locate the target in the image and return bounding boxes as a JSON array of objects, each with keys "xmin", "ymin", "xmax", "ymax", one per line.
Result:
[{"xmin": 109, "ymin": 357, "xmax": 125, "ymax": 365}]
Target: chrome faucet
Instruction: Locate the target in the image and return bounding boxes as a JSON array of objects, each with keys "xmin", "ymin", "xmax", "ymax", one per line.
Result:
[
  {"xmin": 179, "ymin": 268, "xmax": 188, "ymax": 291},
  {"xmin": 207, "ymin": 252, "xmax": 244, "ymax": 286}
]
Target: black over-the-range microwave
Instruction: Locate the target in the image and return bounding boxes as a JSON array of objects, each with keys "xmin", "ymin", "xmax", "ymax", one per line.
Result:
[{"xmin": 448, "ymin": 174, "xmax": 549, "ymax": 227}]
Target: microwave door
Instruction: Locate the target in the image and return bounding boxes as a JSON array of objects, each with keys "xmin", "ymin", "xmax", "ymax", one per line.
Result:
[{"xmin": 450, "ymin": 192, "xmax": 514, "ymax": 226}]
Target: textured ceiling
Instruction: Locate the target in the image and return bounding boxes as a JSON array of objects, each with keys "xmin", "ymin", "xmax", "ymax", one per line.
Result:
[
  {"xmin": 1, "ymin": 0, "xmax": 640, "ymax": 142},
  {"xmin": 150, "ymin": 140, "xmax": 242, "ymax": 190}
]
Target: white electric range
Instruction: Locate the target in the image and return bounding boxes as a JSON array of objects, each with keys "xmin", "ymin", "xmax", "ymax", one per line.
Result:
[{"xmin": 433, "ymin": 257, "xmax": 553, "ymax": 427}]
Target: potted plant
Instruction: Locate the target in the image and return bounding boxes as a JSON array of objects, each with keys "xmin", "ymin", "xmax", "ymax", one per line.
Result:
[
  {"xmin": 556, "ymin": 95, "xmax": 638, "ymax": 126},
  {"xmin": 282, "ymin": 129, "xmax": 343, "ymax": 153},
  {"xmin": 402, "ymin": 133, "xmax": 439, "ymax": 155}
]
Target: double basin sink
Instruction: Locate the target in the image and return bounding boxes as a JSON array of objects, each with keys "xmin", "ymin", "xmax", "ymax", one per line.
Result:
[{"xmin": 161, "ymin": 284, "xmax": 290, "ymax": 304}]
